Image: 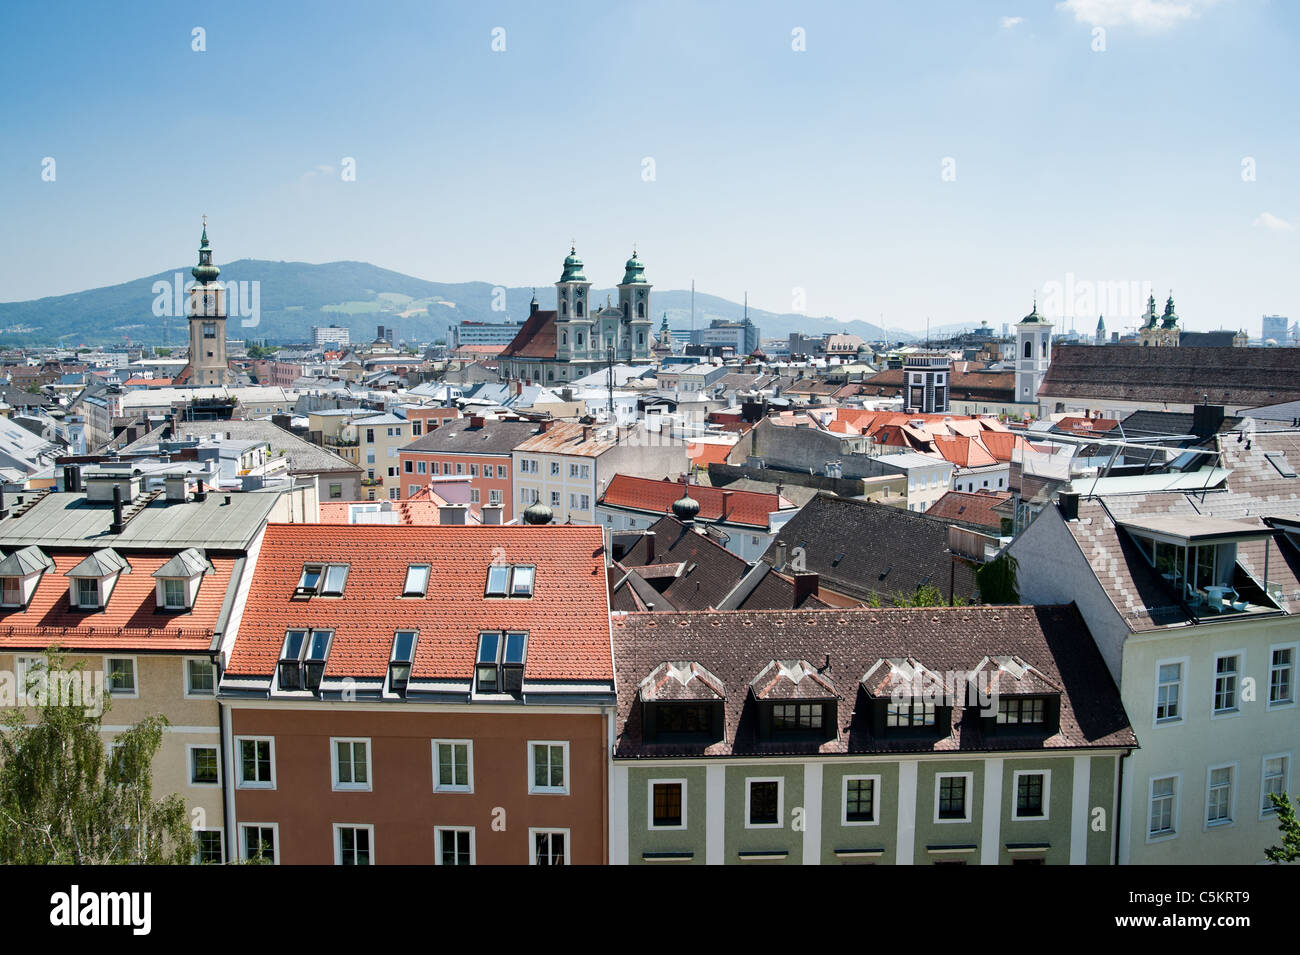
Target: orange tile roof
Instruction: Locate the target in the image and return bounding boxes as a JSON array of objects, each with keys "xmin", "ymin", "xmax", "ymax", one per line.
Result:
[
  {"xmin": 600, "ymin": 474, "xmax": 792, "ymax": 528},
  {"xmin": 317, "ymin": 486, "xmax": 482, "ymax": 525},
  {"xmin": 226, "ymin": 524, "xmax": 612, "ymax": 682},
  {"xmin": 513, "ymin": 420, "xmax": 613, "ymax": 457},
  {"xmin": 687, "ymin": 443, "xmax": 733, "ymax": 468},
  {"xmin": 0, "ymin": 554, "xmax": 236, "ymax": 651},
  {"xmin": 924, "ymin": 490, "xmax": 1012, "ymax": 529},
  {"xmin": 932, "ymin": 433, "xmax": 999, "ymax": 469}
]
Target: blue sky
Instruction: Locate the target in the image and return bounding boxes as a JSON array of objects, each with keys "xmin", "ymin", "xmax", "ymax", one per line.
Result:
[{"xmin": 1, "ymin": 0, "xmax": 1296, "ymax": 335}]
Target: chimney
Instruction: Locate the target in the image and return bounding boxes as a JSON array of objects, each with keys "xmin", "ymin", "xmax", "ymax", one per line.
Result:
[
  {"xmin": 645, "ymin": 530, "xmax": 657, "ymax": 563},
  {"xmin": 470, "ymin": 415, "xmax": 485, "ymax": 429},
  {"xmin": 538, "ymin": 419, "xmax": 552, "ymax": 433},
  {"xmin": 481, "ymin": 504, "xmax": 503, "ymax": 525},
  {"xmin": 582, "ymin": 426, "xmax": 591, "ymax": 442},
  {"xmin": 439, "ymin": 503, "xmax": 468, "ymax": 525},
  {"xmin": 0, "ymin": 487, "xmax": 7, "ymax": 520},
  {"xmin": 165, "ymin": 475, "xmax": 188, "ymax": 502},
  {"xmin": 774, "ymin": 539, "xmax": 787, "ymax": 571},
  {"xmin": 792, "ymin": 572, "xmax": 819, "ymax": 607},
  {"xmin": 110, "ymin": 484, "xmax": 125, "ymax": 534},
  {"xmin": 1192, "ymin": 403, "xmax": 1225, "ymax": 439},
  {"xmin": 721, "ymin": 490, "xmax": 734, "ymax": 519},
  {"xmin": 1058, "ymin": 490, "xmax": 1079, "ymax": 521}
]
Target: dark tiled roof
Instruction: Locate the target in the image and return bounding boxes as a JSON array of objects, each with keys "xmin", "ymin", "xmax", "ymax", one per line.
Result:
[
  {"xmin": 611, "ymin": 605, "xmax": 1136, "ymax": 757},
  {"xmin": 761, "ymin": 496, "xmax": 979, "ymax": 604},
  {"xmin": 613, "ymin": 515, "xmax": 827, "ymax": 611},
  {"xmin": 401, "ymin": 416, "xmax": 540, "ymax": 456},
  {"xmin": 1039, "ymin": 346, "xmax": 1300, "ymax": 406},
  {"xmin": 1118, "ymin": 409, "xmax": 1240, "ymax": 439},
  {"xmin": 925, "ymin": 490, "xmax": 1011, "ymax": 530},
  {"xmin": 498, "ymin": 310, "xmax": 558, "ymax": 359}
]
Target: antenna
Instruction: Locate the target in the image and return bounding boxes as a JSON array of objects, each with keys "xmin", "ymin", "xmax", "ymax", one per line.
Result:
[{"xmin": 691, "ymin": 280, "xmax": 695, "ymax": 334}]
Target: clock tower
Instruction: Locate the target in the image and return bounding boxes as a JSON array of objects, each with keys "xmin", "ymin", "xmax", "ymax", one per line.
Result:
[{"xmin": 185, "ymin": 219, "xmax": 232, "ymax": 386}]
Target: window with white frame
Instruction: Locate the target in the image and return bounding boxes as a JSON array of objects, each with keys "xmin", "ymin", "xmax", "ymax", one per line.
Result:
[
  {"xmin": 436, "ymin": 827, "xmax": 474, "ymax": 865},
  {"xmin": 1270, "ymin": 646, "xmax": 1295, "ymax": 706},
  {"xmin": 1262, "ymin": 755, "xmax": 1290, "ymax": 815},
  {"xmin": 188, "ymin": 744, "xmax": 220, "ymax": 786},
  {"xmin": 236, "ymin": 737, "xmax": 275, "ymax": 788},
  {"xmin": 1155, "ymin": 659, "xmax": 1184, "ymax": 723},
  {"xmin": 1012, "ymin": 770, "xmax": 1050, "ymax": 820},
  {"xmin": 842, "ymin": 775, "xmax": 879, "ymax": 825},
  {"xmin": 240, "ymin": 824, "xmax": 277, "ymax": 863},
  {"xmin": 1213, "ymin": 654, "xmax": 1240, "ymax": 715},
  {"xmin": 194, "ymin": 829, "xmax": 224, "ymax": 864},
  {"xmin": 935, "ymin": 773, "xmax": 972, "ymax": 822},
  {"xmin": 335, "ymin": 824, "xmax": 373, "ymax": 865},
  {"xmin": 529, "ymin": 741, "xmax": 568, "ymax": 794},
  {"xmin": 1206, "ymin": 765, "xmax": 1235, "ymax": 826},
  {"xmin": 105, "ymin": 657, "xmax": 137, "ymax": 697},
  {"xmin": 1149, "ymin": 776, "xmax": 1178, "ymax": 838},
  {"xmin": 530, "ymin": 829, "xmax": 567, "ymax": 865},
  {"xmin": 648, "ymin": 779, "xmax": 686, "ymax": 829},
  {"xmin": 185, "ymin": 658, "xmax": 215, "ymax": 697},
  {"xmin": 332, "ymin": 738, "xmax": 372, "ymax": 791},
  {"xmin": 402, "ymin": 564, "xmax": 430, "ymax": 597},
  {"xmin": 160, "ymin": 578, "xmax": 188, "ymax": 609},
  {"xmin": 746, "ymin": 777, "xmax": 783, "ymax": 828},
  {"xmin": 489, "ymin": 489, "xmax": 501, "ymax": 506},
  {"xmin": 433, "ymin": 740, "xmax": 473, "ymax": 792}
]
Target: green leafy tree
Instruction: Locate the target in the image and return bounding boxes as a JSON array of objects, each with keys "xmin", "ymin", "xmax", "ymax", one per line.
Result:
[
  {"xmin": 1265, "ymin": 793, "xmax": 1300, "ymax": 863},
  {"xmin": 154, "ymin": 347, "xmax": 172, "ymax": 357},
  {"xmin": 891, "ymin": 584, "xmax": 966, "ymax": 607},
  {"xmin": 976, "ymin": 552, "xmax": 1020, "ymax": 605},
  {"xmin": 0, "ymin": 653, "xmax": 194, "ymax": 864}
]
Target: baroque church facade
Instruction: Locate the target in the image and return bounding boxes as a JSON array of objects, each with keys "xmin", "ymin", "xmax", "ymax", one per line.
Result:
[{"xmin": 497, "ymin": 247, "xmax": 655, "ymax": 383}]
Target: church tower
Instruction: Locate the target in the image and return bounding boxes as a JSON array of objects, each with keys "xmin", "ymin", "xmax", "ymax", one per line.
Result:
[
  {"xmin": 554, "ymin": 246, "xmax": 592, "ymax": 374},
  {"xmin": 184, "ymin": 219, "xmax": 231, "ymax": 386},
  {"xmin": 1095, "ymin": 314, "xmax": 1106, "ymax": 345},
  {"xmin": 1015, "ymin": 297, "xmax": 1052, "ymax": 412},
  {"xmin": 617, "ymin": 248, "xmax": 653, "ymax": 361}
]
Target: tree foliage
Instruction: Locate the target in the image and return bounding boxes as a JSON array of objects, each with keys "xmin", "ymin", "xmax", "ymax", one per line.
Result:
[
  {"xmin": 1265, "ymin": 793, "xmax": 1300, "ymax": 864},
  {"xmin": 891, "ymin": 584, "xmax": 966, "ymax": 607},
  {"xmin": 976, "ymin": 552, "xmax": 1021, "ymax": 605},
  {"xmin": 0, "ymin": 653, "xmax": 194, "ymax": 864}
]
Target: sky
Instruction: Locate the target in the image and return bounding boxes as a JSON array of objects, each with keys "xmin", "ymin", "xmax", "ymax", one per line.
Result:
[{"xmin": 1, "ymin": 0, "xmax": 1297, "ymax": 336}]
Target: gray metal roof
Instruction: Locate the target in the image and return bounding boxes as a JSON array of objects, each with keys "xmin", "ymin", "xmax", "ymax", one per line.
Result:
[
  {"xmin": 0, "ymin": 491, "xmax": 278, "ymax": 551},
  {"xmin": 67, "ymin": 548, "xmax": 131, "ymax": 578},
  {"xmin": 0, "ymin": 545, "xmax": 55, "ymax": 576},
  {"xmin": 122, "ymin": 420, "xmax": 362, "ymax": 476},
  {"xmin": 152, "ymin": 547, "xmax": 213, "ymax": 578}
]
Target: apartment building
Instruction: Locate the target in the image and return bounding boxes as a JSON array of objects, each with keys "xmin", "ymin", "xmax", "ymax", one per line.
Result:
[
  {"xmin": 512, "ymin": 422, "xmax": 687, "ymax": 526},
  {"xmin": 217, "ymin": 522, "xmax": 615, "ymax": 864},
  {"xmin": 1007, "ymin": 429, "xmax": 1300, "ymax": 863},
  {"xmin": 349, "ymin": 413, "xmax": 412, "ymax": 500},
  {"xmin": 610, "ymin": 606, "xmax": 1134, "ymax": 864},
  {"xmin": 0, "ymin": 470, "xmax": 283, "ymax": 863},
  {"xmin": 399, "ymin": 416, "xmax": 540, "ymax": 521}
]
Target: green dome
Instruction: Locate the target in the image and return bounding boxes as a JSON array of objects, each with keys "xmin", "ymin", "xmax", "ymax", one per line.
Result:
[
  {"xmin": 559, "ymin": 246, "xmax": 586, "ymax": 283},
  {"xmin": 671, "ymin": 492, "xmax": 700, "ymax": 523},
  {"xmin": 621, "ymin": 249, "xmax": 647, "ymax": 285},
  {"xmin": 1017, "ymin": 298, "xmax": 1049, "ymax": 325},
  {"xmin": 191, "ymin": 223, "xmax": 221, "ymax": 284},
  {"xmin": 522, "ymin": 500, "xmax": 553, "ymax": 525},
  {"xmin": 1161, "ymin": 294, "xmax": 1179, "ymax": 328}
]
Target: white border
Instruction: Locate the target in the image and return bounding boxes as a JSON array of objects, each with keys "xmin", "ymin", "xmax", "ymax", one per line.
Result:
[
  {"xmin": 1210, "ymin": 649, "xmax": 1245, "ymax": 719},
  {"xmin": 841, "ymin": 774, "xmax": 881, "ymax": 827},
  {"xmin": 528, "ymin": 827, "xmax": 570, "ymax": 864},
  {"xmin": 192, "ymin": 827, "xmax": 224, "ymax": 864},
  {"xmin": 432, "ymin": 739, "xmax": 474, "ymax": 793},
  {"xmin": 1260, "ymin": 752, "xmax": 1292, "ymax": 819},
  {"xmin": 1152, "ymin": 655, "xmax": 1188, "ymax": 727},
  {"xmin": 647, "ymin": 778, "xmax": 688, "ymax": 830},
  {"xmin": 434, "ymin": 826, "xmax": 476, "ymax": 865},
  {"xmin": 239, "ymin": 822, "xmax": 280, "ymax": 863},
  {"xmin": 330, "ymin": 737, "xmax": 373, "ymax": 792},
  {"xmin": 185, "ymin": 742, "xmax": 221, "ymax": 788},
  {"xmin": 933, "ymin": 771, "xmax": 974, "ymax": 824},
  {"xmin": 1267, "ymin": 642, "xmax": 1298, "ymax": 710},
  {"xmin": 1011, "ymin": 769, "xmax": 1051, "ymax": 822},
  {"xmin": 234, "ymin": 735, "xmax": 276, "ymax": 789},
  {"xmin": 333, "ymin": 823, "xmax": 375, "ymax": 865},
  {"xmin": 528, "ymin": 740, "xmax": 569, "ymax": 794},
  {"xmin": 103, "ymin": 655, "xmax": 139, "ymax": 700},
  {"xmin": 1204, "ymin": 762, "xmax": 1237, "ymax": 829},
  {"xmin": 1145, "ymin": 772, "xmax": 1181, "ymax": 843},
  {"xmin": 744, "ymin": 776, "xmax": 784, "ymax": 829},
  {"xmin": 182, "ymin": 657, "xmax": 216, "ymax": 699}
]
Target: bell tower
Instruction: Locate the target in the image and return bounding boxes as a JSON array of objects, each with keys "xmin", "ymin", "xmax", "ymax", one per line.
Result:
[{"xmin": 185, "ymin": 218, "xmax": 231, "ymax": 385}]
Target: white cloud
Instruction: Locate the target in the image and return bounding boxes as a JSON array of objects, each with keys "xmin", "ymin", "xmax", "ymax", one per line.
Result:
[
  {"xmin": 1056, "ymin": 0, "xmax": 1223, "ymax": 31},
  {"xmin": 1253, "ymin": 213, "xmax": 1295, "ymax": 232},
  {"xmin": 298, "ymin": 164, "xmax": 335, "ymax": 185},
  {"xmin": 1001, "ymin": 16, "xmax": 1025, "ymax": 28}
]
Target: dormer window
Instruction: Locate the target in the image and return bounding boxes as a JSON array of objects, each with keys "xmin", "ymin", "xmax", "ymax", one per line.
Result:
[
  {"xmin": 66, "ymin": 548, "xmax": 131, "ymax": 611},
  {"xmin": 0, "ymin": 546, "xmax": 54, "ymax": 610},
  {"xmin": 389, "ymin": 630, "xmax": 417, "ymax": 695},
  {"xmin": 402, "ymin": 564, "xmax": 430, "ymax": 597},
  {"xmin": 861, "ymin": 657, "xmax": 951, "ymax": 737},
  {"xmin": 485, "ymin": 564, "xmax": 534, "ymax": 597},
  {"xmin": 278, "ymin": 629, "xmax": 333, "ymax": 692},
  {"xmin": 475, "ymin": 630, "xmax": 527, "ymax": 695},
  {"xmin": 152, "ymin": 548, "xmax": 212, "ymax": 611},
  {"xmin": 750, "ymin": 660, "xmax": 837, "ymax": 742},
  {"xmin": 297, "ymin": 563, "xmax": 348, "ymax": 597},
  {"xmin": 997, "ymin": 696, "xmax": 1046, "ymax": 724},
  {"xmin": 887, "ymin": 700, "xmax": 935, "ymax": 727}
]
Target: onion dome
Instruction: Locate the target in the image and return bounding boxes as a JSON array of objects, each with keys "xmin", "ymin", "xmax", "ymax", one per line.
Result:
[
  {"xmin": 1161, "ymin": 294, "xmax": 1179, "ymax": 328},
  {"xmin": 522, "ymin": 500, "xmax": 553, "ymax": 525},
  {"xmin": 620, "ymin": 248, "xmax": 647, "ymax": 285},
  {"xmin": 191, "ymin": 221, "xmax": 221, "ymax": 284},
  {"xmin": 671, "ymin": 492, "xmax": 700, "ymax": 523},
  {"xmin": 559, "ymin": 246, "xmax": 586, "ymax": 283},
  {"xmin": 1017, "ymin": 296, "xmax": 1049, "ymax": 325}
]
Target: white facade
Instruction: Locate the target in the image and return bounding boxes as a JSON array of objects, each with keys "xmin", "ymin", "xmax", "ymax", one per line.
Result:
[{"xmin": 1016, "ymin": 308, "xmax": 1053, "ymax": 413}]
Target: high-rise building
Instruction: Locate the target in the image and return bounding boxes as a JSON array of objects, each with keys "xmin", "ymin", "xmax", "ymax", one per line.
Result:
[
  {"xmin": 312, "ymin": 324, "xmax": 352, "ymax": 349},
  {"xmin": 1262, "ymin": 314, "xmax": 1289, "ymax": 343}
]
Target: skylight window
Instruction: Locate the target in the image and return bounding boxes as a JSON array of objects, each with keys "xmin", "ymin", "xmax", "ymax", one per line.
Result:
[
  {"xmin": 403, "ymin": 564, "xmax": 430, "ymax": 597},
  {"xmin": 475, "ymin": 630, "xmax": 528, "ymax": 695},
  {"xmin": 296, "ymin": 564, "xmax": 349, "ymax": 597},
  {"xmin": 278, "ymin": 628, "xmax": 333, "ymax": 692},
  {"xmin": 389, "ymin": 630, "xmax": 417, "ymax": 695},
  {"xmin": 485, "ymin": 564, "xmax": 535, "ymax": 598}
]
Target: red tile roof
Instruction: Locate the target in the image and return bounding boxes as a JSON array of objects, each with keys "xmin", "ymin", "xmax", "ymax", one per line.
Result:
[
  {"xmin": 687, "ymin": 443, "xmax": 735, "ymax": 468},
  {"xmin": 226, "ymin": 523, "xmax": 612, "ymax": 681},
  {"xmin": 0, "ymin": 554, "xmax": 237, "ymax": 651},
  {"xmin": 924, "ymin": 490, "xmax": 1012, "ymax": 529},
  {"xmin": 498, "ymin": 310, "xmax": 558, "ymax": 359},
  {"xmin": 600, "ymin": 474, "xmax": 792, "ymax": 528}
]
